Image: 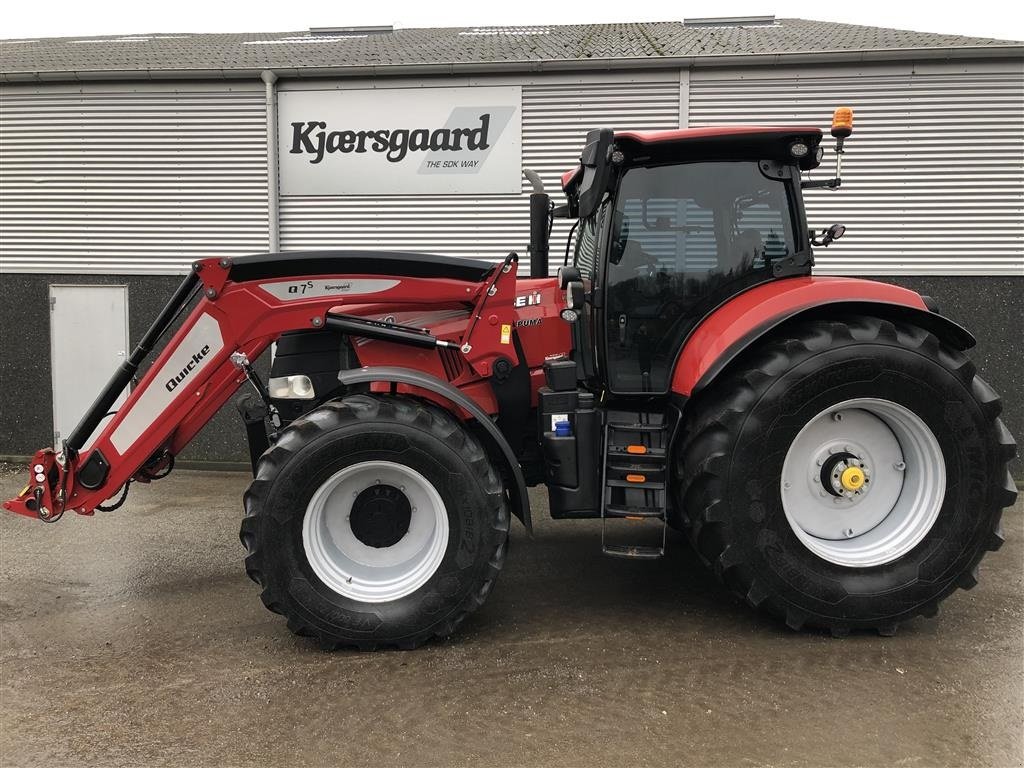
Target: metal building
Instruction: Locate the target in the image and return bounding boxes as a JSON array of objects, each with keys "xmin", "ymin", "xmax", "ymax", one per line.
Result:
[{"xmin": 1, "ymin": 17, "xmax": 1022, "ymax": 464}]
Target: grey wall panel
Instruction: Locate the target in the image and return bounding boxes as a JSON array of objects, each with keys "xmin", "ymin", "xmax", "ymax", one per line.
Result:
[
  {"xmin": 0, "ymin": 273, "xmax": 254, "ymax": 466},
  {"xmin": 689, "ymin": 65, "xmax": 1024, "ymax": 275},
  {"xmin": 279, "ymin": 79, "xmax": 681, "ymax": 272},
  {"xmin": 0, "ymin": 85, "xmax": 269, "ymax": 274}
]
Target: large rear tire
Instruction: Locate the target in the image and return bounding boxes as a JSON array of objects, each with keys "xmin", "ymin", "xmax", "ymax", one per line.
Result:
[
  {"xmin": 240, "ymin": 394, "xmax": 509, "ymax": 650},
  {"xmin": 674, "ymin": 316, "xmax": 1016, "ymax": 635}
]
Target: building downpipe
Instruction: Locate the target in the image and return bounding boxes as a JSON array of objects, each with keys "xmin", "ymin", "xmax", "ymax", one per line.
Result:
[{"xmin": 261, "ymin": 70, "xmax": 280, "ymax": 252}]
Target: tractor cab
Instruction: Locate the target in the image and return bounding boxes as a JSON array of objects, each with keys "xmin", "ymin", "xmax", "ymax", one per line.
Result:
[
  {"xmin": 559, "ymin": 125, "xmax": 824, "ymax": 396},
  {"xmin": 530, "ymin": 120, "xmax": 851, "ymax": 556}
]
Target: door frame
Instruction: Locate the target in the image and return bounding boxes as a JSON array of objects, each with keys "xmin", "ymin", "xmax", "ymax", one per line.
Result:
[{"xmin": 49, "ymin": 283, "xmax": 130, "ymax": 448}]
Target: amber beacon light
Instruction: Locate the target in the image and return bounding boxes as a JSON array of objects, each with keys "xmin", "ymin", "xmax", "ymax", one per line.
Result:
[
  {"xmin": 803, "ymin": 107, "xmax": 856, "ymax": 191},
  {"xmin": 831, "ymin": 107, "xmax": 854, "ymax": 139}
]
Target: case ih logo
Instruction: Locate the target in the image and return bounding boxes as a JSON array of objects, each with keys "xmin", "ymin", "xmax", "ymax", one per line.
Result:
[
  {"xmin": 165, "ymin": 345, "xmax": 211, "ymax": 392},
  {"xmin": 290, "ymin": 114, "xmax": 492, "ymax": 165},
  {"xmin": 514, "ymin": 292, "xmax": 542, "ymax": 308}
]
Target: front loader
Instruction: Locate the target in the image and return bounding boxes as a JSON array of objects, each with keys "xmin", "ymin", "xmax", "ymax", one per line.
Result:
[{"xmin": 5, "ymin": 109, "xmax": 1017, "ymax": 648}]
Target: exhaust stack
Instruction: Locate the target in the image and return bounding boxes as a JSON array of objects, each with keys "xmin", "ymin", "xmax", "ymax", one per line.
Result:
[{"xmin": 523, "ymin": 169, "xmax": 550, "ymax": 278}]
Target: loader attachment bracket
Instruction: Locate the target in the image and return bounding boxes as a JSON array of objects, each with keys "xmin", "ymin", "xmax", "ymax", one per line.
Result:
[{"xmin": 236, "ymin": 392, "xmax": 271, "ymax": 475}]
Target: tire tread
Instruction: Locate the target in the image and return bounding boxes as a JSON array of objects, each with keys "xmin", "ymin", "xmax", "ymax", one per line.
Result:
[
  {"xmin": 674, "ymin": 314, "xmax": 1017, "ymax": 635},
  {"xmin": 241, "ymin": 393, "xmax": 509, "ymax": 651}
]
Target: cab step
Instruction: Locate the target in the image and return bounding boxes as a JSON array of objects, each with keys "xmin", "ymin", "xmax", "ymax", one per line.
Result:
[
  {"xmin": 600, "ymin": 411, "xmax": 670, "ymax": 560},
  {"xmin": 603, "ymin": 543, "xmax": 664, "ymax": 560},
  {"xmin": 604, "ymin": 504, "xmax": 663, "ymax": 519}
]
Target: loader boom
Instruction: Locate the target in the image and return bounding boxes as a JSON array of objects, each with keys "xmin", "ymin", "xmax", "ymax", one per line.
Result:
[{"xmin": 3, "ymin": 252, "xmax": 531, "ymax": 521}]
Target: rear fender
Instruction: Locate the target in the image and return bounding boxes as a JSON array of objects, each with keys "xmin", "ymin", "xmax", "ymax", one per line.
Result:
[
  {"xmin": 672, "ymin": 276, "xmax": 976, "ymax": 397},
  {"xmin": 337, "ymin": 366, "xmax": 532, "ymax": 533}
]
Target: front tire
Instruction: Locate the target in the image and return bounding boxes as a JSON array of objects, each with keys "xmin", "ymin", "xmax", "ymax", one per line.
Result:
[
  {"xmin": 675, "ymin": 316, "xmax": 1017, "ymax": 635},
  {"xmin": 240, "ymin": 394, "xmax": 509, "ymax": 650}
]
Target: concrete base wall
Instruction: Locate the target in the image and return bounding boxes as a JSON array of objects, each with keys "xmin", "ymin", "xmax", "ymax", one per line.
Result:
[
  {"xmin": 1, "ymin": 273, "xmax": 1020, "ymax": 474},
  {"xmin": 879, "ymin": 276, "xmax": 1022, "ymax": 479},
  {"xmin": 0, "ymin": 273, "xmax": 253, "ymax": 467}
]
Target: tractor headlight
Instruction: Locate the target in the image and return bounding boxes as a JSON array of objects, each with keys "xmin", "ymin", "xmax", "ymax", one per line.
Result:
[
  {"xmin": 268, "ymin": 374, "xmax": 315, "ymax": 400},
  {"xmin": 560, "ymin": 308, "xmax": 578, "ymax": 323},
  {"xmin": 789, "ymin": 141, "xmax": 809, "ymax": 159}
]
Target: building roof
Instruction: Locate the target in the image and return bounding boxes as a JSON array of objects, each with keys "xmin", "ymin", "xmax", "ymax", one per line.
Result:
[{"xmin": 2, "ymin": 18, "xmax": 1021, "ymax": 82}]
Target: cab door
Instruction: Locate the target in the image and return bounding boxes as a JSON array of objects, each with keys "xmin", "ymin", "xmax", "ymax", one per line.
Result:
[{"xmin": 599, "ymin": 160, "xmax": 799, "ymax": 395}]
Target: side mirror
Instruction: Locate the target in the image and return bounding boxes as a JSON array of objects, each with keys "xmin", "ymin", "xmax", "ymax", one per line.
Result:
[
  {"xmin": 557, "ymin": 266, "xmax": 581, "ymax": 289},
  {"xmin": 811, "ymin": 223, "xmax": 846, "ymax": 247},
  {"xmin": 576, "ymin": 128, "xmax": 614, "ymax": 219},
  {"xmin": 565, "ymin": 281, "xmax": 585, "ymax": 310}
]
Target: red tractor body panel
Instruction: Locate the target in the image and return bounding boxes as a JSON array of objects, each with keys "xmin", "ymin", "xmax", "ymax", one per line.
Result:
[
  {"xmin": 670, "ymin": 276, "xmax": 930, "ymax": 396},
  {"xmin": 2, "ymin": 256, "xmax": 570, "ymax": 521},
  {"xmin": 354, "ymin": 275, "xmax": 570, "ymax": 412}
]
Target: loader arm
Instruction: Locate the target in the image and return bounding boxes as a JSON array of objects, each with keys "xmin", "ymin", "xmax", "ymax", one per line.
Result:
[{"xmin": 4, "ymin": 253, "xmax": 522, "ymax": 521}]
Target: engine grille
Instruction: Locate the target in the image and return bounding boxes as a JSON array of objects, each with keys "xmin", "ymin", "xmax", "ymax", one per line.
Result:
[{"xmin": 439, "ymin": 347, "xmax": 465, "ymax": 381}]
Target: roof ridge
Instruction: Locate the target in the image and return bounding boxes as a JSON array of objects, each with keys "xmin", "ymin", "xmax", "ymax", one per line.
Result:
[{"xmin": 2, "ymin": 19, "xmax": 1020, "ymax": 81}]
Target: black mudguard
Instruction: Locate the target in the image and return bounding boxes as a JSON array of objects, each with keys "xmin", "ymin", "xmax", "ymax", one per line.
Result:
[{"xmin": 337, "ymin": 366, "xmax": 532, "ymax": 533}]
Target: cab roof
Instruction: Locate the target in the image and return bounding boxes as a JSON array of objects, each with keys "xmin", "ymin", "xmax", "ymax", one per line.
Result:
[{"xmin": 561, "ymin": 125, "xmax": 823, "ymax": 191}]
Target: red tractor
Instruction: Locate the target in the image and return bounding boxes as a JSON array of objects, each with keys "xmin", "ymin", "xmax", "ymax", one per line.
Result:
[{"xmin": 5, "ymin": 110, "xmax": 1016, "ymax": 648}]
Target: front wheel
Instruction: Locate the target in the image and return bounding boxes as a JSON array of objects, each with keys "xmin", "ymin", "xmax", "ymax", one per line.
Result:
[
  {"xmin": 240, "ymin": 394, "xmax": 509, "ymax": 650},
  {"xmin": 675, "ymin": 316, "xmax": 1017, "ymax": 635}
]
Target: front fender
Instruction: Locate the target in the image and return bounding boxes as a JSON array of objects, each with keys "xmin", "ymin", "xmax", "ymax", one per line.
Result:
[
  {"xmin": 671, "ymin": 276, "xmax": 975, "ymax": 397},
  {"xmin": 338, "ymin": 366, "xmax": 532, "ymax": 533}
]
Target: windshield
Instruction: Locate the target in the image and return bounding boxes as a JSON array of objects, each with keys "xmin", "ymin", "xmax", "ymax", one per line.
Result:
[{"xmin": 604, "ymin": 160, "xmax": 797, "ymax": 393}]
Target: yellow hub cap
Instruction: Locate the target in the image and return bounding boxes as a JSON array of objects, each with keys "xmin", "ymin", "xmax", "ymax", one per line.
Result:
[{"xmin": 840, "ymin": 466, "xmax": 866, "ymax": 492}]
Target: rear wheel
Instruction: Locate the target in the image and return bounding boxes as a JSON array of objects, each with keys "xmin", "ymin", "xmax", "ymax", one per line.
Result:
[
  {"xmin": 240, "ymin": 394, "xmax": 509, "ymax": 650},
  {"xmin": 675, "ymin": 316, "xmax": 1016, "ymax": 635}
]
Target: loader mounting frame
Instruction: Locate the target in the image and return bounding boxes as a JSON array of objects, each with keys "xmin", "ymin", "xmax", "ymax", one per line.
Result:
[{"xmin": 4, "ymin": 253, "xmax": 527, "ymax": 524}]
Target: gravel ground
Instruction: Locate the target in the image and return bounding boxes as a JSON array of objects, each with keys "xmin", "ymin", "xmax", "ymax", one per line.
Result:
[{"xmin": 1, "ymin": 467, "xmax": 1021, "ymax": 768}]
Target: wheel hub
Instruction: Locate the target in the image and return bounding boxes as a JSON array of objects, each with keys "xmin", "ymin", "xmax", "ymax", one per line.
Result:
[
  {"xmin": 302, "ymin": 461, "xmax": 449, "ymax": 603},
  {"xmin": 818, "ymin": 450, "xmax": 871, "ymax": 498},
  {"xmin": 840, "ymin": 465, "xmax": 866, "ymax": 492},
  {"xmin": 780, "ymin": 398, "xmax": 945, "ymax": 568},
  {"xmin": 350, "ymin": 484, "xmax": 412, "ymax": 548}
]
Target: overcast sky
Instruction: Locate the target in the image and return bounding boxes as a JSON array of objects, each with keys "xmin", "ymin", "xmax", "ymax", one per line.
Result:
[{"xmin": 1, "ymin": 0, "xmax": 1021, "ymax": 41}]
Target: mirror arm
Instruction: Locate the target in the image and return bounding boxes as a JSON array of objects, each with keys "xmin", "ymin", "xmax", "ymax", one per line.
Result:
[{"xmin": 801, "ymin": 177, "xmax": 842, "ymax": 190}]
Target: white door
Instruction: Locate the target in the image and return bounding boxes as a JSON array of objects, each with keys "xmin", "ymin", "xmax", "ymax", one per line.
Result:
[{"xmin": 49, "ymin": 285, "xmax": 129, "ymax": 449}]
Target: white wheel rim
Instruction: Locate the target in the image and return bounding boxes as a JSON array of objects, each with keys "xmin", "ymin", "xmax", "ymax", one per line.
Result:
[
  {"xmin": 780, "ymin": 398, "xmax": 945, "ymax": 568},
  {"xmin": 302, "ymin": 461, "xmax": 449, "ymax": 603}
]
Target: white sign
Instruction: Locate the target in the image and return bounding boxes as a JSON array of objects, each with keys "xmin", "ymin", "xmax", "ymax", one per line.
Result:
[{"xmin": 278, "ymin": 86, "xmax": 522, "ymax": 196}]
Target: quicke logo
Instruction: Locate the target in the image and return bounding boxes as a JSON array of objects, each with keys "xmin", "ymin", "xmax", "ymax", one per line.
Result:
[
  {"xmin": 165, "ymin": 345, "xmax": 211, "ymax": 392},
  {"xmin": 290, "ymin": 114, "xmax": 492, "ymax": 165}
]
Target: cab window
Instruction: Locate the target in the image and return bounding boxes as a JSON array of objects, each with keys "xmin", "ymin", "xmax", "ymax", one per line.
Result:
[{"xmin": 605, "ymin": 161, "xmax": 796, "ymax": 393}]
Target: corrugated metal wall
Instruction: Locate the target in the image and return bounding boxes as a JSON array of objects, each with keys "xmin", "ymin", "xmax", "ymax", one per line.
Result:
[
  {"xmin": 689, "ymin": 65, "xmax": 1024, "ymax": 275},
  {"xmin": 2, "ymin": 65, "xmax": 1021, "ymax": 277},
  {"xmin": 279, "ymin": 79, "xmax": 681, "ymax": 273},
  {"xmin": 0, "ymin": 85, "xmax": 268, "ymax": 274}
]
